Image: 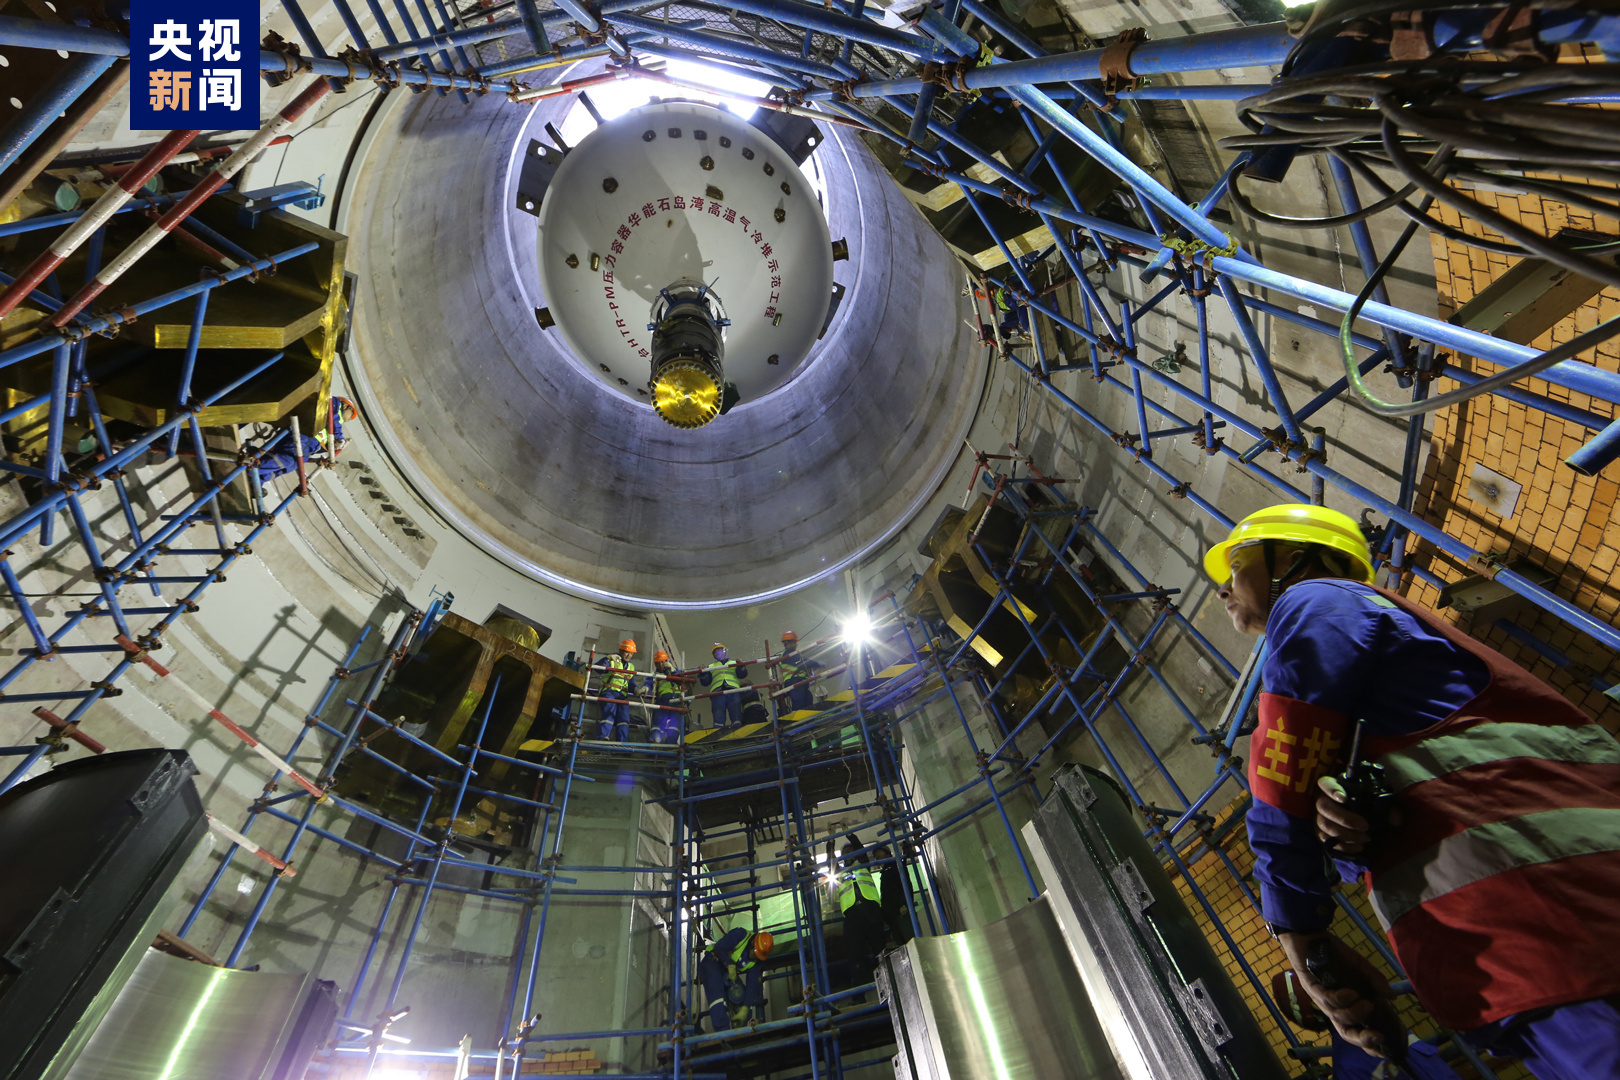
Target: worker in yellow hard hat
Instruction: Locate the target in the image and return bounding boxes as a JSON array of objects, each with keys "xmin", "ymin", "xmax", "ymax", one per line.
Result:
[
  {"xmin": 699, "ymin": 644, "xmax": 747, "ymax": 731},
  {"xmin": 594, "ymin": 638, "xmax": 638, "ymax": 742},
  {"xmin": 1208, "ymin": 504, "xmax": 1620, "ymax": 1073},
  {"xmin": 650, "ymin": 649, "xmax": 684, "ymax": 744}
]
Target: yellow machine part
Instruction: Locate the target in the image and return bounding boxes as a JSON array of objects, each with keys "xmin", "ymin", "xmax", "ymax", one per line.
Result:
[
  {"xmin": 650, "ymin": 359, "xmax": 721, "ymax": 428},
  {"xmin": 485, "ymin": 615, "xmax": 542, "ymax": 652}
]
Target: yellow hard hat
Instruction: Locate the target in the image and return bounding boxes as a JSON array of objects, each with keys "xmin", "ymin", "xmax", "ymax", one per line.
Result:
[
  {"xmin": 1203, "ymin": 504, "xmax": 1373, "ymax": 585},
  {"xmin": 619, "ymin": 638, "xmax": 637, "ymax": 654}
]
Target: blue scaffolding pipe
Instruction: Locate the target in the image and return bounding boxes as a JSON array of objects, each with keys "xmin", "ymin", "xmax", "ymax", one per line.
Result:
[
  {"xmin": 9, "ymin": 7, "xmax": 1608, "ymax": 1072},
  {"xmin": 340, "ymin": 698, "xmax": 465, "ymax": 768},
  {"xmin": 373, "ymin": 675, "xmax": 506, "ymax": 1058},
  {"xmin": 177, "ymin": 625, "xmax": 370, "ymax": 939},
  {"xmin": 0, "ymin": 52, "xmax": 117, "ymax": 172},
  {"xmin": 0, "ymin": 242, "xmax": 316, "ymax": 370}
]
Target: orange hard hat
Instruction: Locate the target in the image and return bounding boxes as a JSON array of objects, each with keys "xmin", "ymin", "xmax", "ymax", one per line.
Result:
[
  {"xmin": 781, "ymin": 630, "xmax": 798, "ymax": 643},
  {"xmin": 333, "ymin": 396, "xmax": 359, "ymax": 422},
  {"xmin": 619, "ymin": 638, "xmax": 637, "ymax": 654},
  {"xmin": 654, "ymin": 650, "xmax": 669, "ymax": 663},
  {"xmin": 752, "ymin": 931, "xmax": 774, "ymax": 961}
]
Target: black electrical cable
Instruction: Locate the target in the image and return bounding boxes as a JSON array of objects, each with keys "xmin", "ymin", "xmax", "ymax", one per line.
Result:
[
  {"xmin": 1336, "ymin": 185, "xmax": 1620, "ymax": 417},
  {"xmin": 1377, "ymin": 112, "xmax": 1620, "ymax": 291},
  {"xmin": 1334, "ymin": 146, "xmax": 1529, "ymax": 256},
  {"xmin": 1227, "ymin": 155, "xmax": 1422, "ymax": 229},
  {"xmin": 1222, "ymin": 45, "xmax": 1620, "ymax": 282}
]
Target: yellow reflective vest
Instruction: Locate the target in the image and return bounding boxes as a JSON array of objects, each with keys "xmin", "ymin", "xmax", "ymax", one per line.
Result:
[
  {"xmin": 706, "ymin": 661, "xmax": 741, "ymax": 693},
  {"xmin": 838, "ymin": 866, "xmax": 880, "ymax": 911},
  {"xmin": 599, "ymin": 655, "xmax": 634, "ymax": 694}
]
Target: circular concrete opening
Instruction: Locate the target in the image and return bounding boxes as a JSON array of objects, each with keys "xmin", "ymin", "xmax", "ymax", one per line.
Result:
[
  {"xmin": 342, "ymin": 67, "xmax": 987, "ymax": 607},
  {"xmin": 535, "ymin": 100, "xmax": 835, "ymax": 415}
]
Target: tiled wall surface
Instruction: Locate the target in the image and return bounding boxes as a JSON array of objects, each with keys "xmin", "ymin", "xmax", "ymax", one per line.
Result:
[{"xmin": 1410, "ymin": 182, "xmax": 1620, "ymax": 730}]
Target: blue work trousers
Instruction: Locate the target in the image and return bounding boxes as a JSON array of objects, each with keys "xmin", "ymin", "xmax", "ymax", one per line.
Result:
[
  {"xmin": 696, "ymin": 952, "xmax": 731, "ymax": 1032},
  {"xmin": 1331, "ymin": 1033, "xmax": 1459, "ymax": 1079},
  {"xmin": 710, "ymin": 691, "xmax": 741, "ymax": 730},
  {"xmin": 783, "ymin": 679, "xmax": 813, "ymax": 713},
  {"xmin": 597, "ymin": 689, "xmax": 630, "ymax": 742},
  {"xmin": 1465, "ymin": 996, "xmax": 1620, "ymax": 1080},
  {"xmin": 652, "ymin": 694, "xmax": 683, "ymax": 743},
  {"xmin": 696, "ymin": 954, "xmax": 762, "ymax": 1033}
]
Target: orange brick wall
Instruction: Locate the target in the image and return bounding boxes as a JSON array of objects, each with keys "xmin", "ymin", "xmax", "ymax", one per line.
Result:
[{"xmin": 1411, "ymin": 172, "xmax": 1620, "ymax": 730}]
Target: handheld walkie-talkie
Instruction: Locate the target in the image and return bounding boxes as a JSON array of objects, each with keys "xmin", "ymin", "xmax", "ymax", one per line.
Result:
[
  {"xmin": 1324, "ymin": 721, "xmax": 1397, "ymax": 852},
  {"xmin": 1305, "ymin": 937, "xmax": 1408, "ymax": 1070}
]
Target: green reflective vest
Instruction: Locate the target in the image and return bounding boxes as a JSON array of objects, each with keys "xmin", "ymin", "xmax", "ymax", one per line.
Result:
[
  {"xmin": 728, "ymin": 932, "xmax": 751, "ymax": 966},
  {"xmin": 600, "ymin": 655, "xmax": 634, "ymax": 693},
  {"xmin": 838, "ymin": 866, "xmax": 880, "ymax": 911},
  {"xmin": 655, "ymin": 673, "xmax": 681, "ymax": 698},
  {"xmin": 706, "ymin": 661, "xmax": 740, "ymax": 693}
]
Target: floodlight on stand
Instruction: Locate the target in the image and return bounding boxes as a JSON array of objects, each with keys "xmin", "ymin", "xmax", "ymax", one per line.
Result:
[
  {"xmin": 649, "ymin": 282, "xmax": 727, "ymax": 429},
  {"xmin": 842, "ymin": 612, "xmax": 873, "ymax": 645}
]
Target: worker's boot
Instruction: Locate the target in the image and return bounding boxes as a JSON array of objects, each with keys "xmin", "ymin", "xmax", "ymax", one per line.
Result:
[
  {"xmin": 596, "ymin": 720, "xmax": 613, "ymax": 740},
  {"xmin": 615, "ymin": 722, "xmax": 631, "ymax": 743}
]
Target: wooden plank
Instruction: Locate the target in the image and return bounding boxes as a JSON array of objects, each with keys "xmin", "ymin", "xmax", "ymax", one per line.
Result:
[
  {"xmin": 902, "ymin": 154, "xmax": 1013, "ymax": 213},
  {"xmin": 151, "ymin": 929, "xmax": 222, "ymax": 966},
  {"xmin": 969, "ymin": 223, "xmax": 1057, "ymax": 271}
]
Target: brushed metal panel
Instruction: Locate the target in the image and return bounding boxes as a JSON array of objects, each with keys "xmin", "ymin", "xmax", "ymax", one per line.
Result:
[
  {"xmin": 903, "ymin": 896, "xmax": 1124, "ymax": 1080},
  {"xmin": 62, "ymin": 950, "xmax": 311, "ymax": 1080}
]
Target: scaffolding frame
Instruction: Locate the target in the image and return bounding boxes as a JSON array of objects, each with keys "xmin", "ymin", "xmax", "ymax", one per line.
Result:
[
  {"xmin": 160, "ymin": 589, "xmax": 978, "ymax": 1079},
  {"xmin": 0, "ymin": 0, "xmax": 1613, "ymax": 654},
  {"xmin": 0, "ymin": 4, "xmax": 1615, "ymax": 1078},
  {"xmin": 0, "ymin": 204, "xmax": 324, "ymax": 792},
  {"xmin": 164, "ymin": 470, "xmax": 1500, "ymax": 1080}
]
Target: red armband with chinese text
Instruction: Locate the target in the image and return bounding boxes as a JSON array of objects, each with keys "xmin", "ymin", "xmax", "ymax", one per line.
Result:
[{"xmin": 1249, "ymin": 694, "xmax": 1352, "ymax": 818}]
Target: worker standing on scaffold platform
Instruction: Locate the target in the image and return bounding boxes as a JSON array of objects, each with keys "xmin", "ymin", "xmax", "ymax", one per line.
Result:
[
  {"xmin": 699, "ymin": 644, "xmax": 746, "ymax": 731},
  {"xmin": 594, "ymin": 639, "xmax": 638, "ymax": 743},
  {"xmin": 1207, "ymin": 504, "xmax": 1620, "ymax": 1079},
  {"xmin": 777, "ymin": 630, "xmax": 822, "ymax": 715},
  {"xmin": 991, "ymin": 283, "xmax": 1029, "ymax": 341},
  {"xmin": 831, "ymin": 837, "xmax": 886, "ymax": 996},
  {"xmin": 650, "ymin": 650, "xmax": 683, "ymax": 744}
]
